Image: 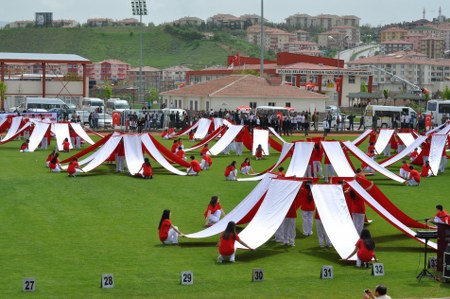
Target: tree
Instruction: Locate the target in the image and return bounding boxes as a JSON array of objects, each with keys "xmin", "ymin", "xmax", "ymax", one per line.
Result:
[
  {"xmin": 383, "ymin": 89, "xmax": 389, "ymax": 101},
  {"xmin": 148, "ymin": 87, "xmax": 158, "ymax": 104},
  {"xmin": 0, "ymin": 81, "xmax": 7, "ymax": 111},
  {"xmin": 103, "ymin": 84, "xmax": 112, "ymax": 100},
  {"xmin": 442, "ymin": 86, "xmax": 450, "ymax": 100},
  {"xmin": 360, "ymin": 80, "xmax": 368, "ymax": 93}
]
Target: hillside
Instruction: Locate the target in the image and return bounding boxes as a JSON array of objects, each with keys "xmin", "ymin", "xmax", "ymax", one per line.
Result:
[{"xmin": 0, "ymin": 26, "xmax": 262, "ymax": 69}]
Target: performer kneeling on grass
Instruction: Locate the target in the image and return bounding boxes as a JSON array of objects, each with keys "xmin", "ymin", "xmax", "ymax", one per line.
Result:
[
  {"xmin": 67, "ymin": 157, "xmax": 84, "ymax": 177},
  {"xmin": 200, "ymin": 152, "xmax": 213, "ymax": 170},
  {"xmin": 62, "ymin": 137, "xmax": 71, "ymax": 152},
  {"xmin": 421, "ymin": 160, "xmax": 434, "ymax": 177},
  {"xmin": 224, "ymin": 161, "xmax": 238, "ymax": 181},
  {"xmin": 240, "ymin": 157, "xmax": 254, "ymax": 175},
  {"xmin": 255, "ymin": 144, "xmax": 265, "ymax": 160},
  {"xmin": 136, "ymin": 157, "xmax": 153, "ymax": 179},
  {"xmin": 217, "ymin": 221, "xmax": 253, "ymax": 263},
  {"xmin": 187, "ymin": 155, "xmax": 201, "ymax": 176},
  {"xmin": 158, "ymin": 209, "xmax": 184, "ymax": 245},
  {"xmin": 49, "ymin": 153, "xmax": 62, "ymax": 173},
  {"xmin": 19, "ymin": 139, "xmax": 30, "ymax": 152},
  {"xmin": 343, "ymin": 228, "xmax": 377, "ymax": 267},
  {"xmin": 406, "ymin": 165, "xmax": 420, "ymax": 186},
  {"xmin": 204, "ymin": 196, "xmax": 226, "ymax": 226},
  {"xmin": 46, "ymin": 150, "xmax": 57, "ymax": 167}
]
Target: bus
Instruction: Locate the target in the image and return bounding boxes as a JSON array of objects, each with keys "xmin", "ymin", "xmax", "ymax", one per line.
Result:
[
  {"xmin": 364, "ymin": 105, "xmax": 417, "ymax": 128},
  {"xmin": 106, "ymin": 98, "xmax": 130, "ymax": 112},
  {"xmin": 16, "ymin": 97, "xmax": 70, "ymax": 112},
  {"xmin": 82, "ymin": 97, "xmax": 105, "ymax": 112},
  {"xmin": 426, "ymin": 99, "xmax": 450, "ymax": 126}
]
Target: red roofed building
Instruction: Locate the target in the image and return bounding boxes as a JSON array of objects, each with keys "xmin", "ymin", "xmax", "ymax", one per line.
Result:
[{"xmin": 87, "ymin": 59, "xmax": 131, "ymax": 82}]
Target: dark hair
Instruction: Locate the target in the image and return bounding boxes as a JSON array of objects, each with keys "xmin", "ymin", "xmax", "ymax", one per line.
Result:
[
  {"xmin": 158, "ymin": 209, "xmax": 170, "ymax": 229},
  {"xmin": 223, "ymin": 221, "xmax": 237, "ymax": 240},
  {"xmin": 50, "ymin": 153, "xmax": 59, "ymax": 164},
  {"xmin": 64, "ymin": 137, "xmax": 68, "ymax": 142},
  {"xmin": 210, "ymin": 196, "xmax": 218, "ymax": 207},
  {"xmin": 349, "ymin": 189, "xmax": 356, "ymax": 200},
  {"xmin": 230, "ymin": 161, "xmax": 236, "ymax": 167},
  {"xmin": 278, "ymin": 166, "xmax": 284, "ymax": 171},
  {"xmin": 190, "ymin": 155, "xmax": 195, "ymax": 160},
  {"xmin": 436, "ymin": 205, "xmax": 443, "ymax": 211},
  {"xmin": 409, "ymin": 165, "xmax": 414, "ymax": 170},
  {"xmin": 360, "ymin": 229, "xmax": 375, "ymax": 250},
  {"xmin": 356, "ymin": 168, "xmax": 362, "ymax": 173},
  {"xmin": 144, "ymin": 158, "xmax": 151, "ymax": 166},
  {"xmin": 375, "ymin": 285, "xmax": 387, "ymax": 295}
]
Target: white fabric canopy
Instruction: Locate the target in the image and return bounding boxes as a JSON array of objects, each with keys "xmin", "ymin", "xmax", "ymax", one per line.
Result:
[
  {"xmin": 27, "ymin": 122, "xmax": 50, "ymax": 152},
  {"xmin": 347, "ymin": 180, "xmax": 437, "ymax": 249},
  {"xmin": 285, "ymin": 142, "xmax": 314, "ymax": 177},
  {"xmin": 174, "ymin": 121, "xmax": 200, "ymax": 137},
  {"xmin": 52, "ymin": 123, "xmax": 73, "ymax": 151},
  {"xmin": 141, "ymin": 134, "xmax": 187, "ymax": 176},
  {"xmin": 380, "ymin": 136, "xmax": 427, "ymax": 167},
  {"xmin": 311, "ymin": 185, "xmax": 359, "ymax": 260},
  {"xmin": 322, "ymin": 141, "xmax": 355, "ymax": 177},
  {"xmin": 123, "ymin": 135, "xmax": 145, "ymax": 175},
  {"xmin": 1, "ymin": 121, "xmax": 32, "ymax": 144},
  {"xmin": 193, "ymin": 118, "xmax": 212, "ymax": 140},
  {"xmin": 428, "ymin": 134, "xmax": 447, "ymax": 175},
  {"xmin": 252, "ymin": 129, "xmax": 270, "ymax": 156},
  {"xmin": 269, "ymin": 127, "xmax": 287, "ymax": 144},
  {"xmin": 208, "ymin": 125, "xmax": 243, "ymax": 156},
  {"xmin": 82, "ymin": 135, "xmax": 122, "ymax": 173},
  {"xmin": 374, "ymin": 129, "xmax": 394, "ymax": 155},
  {"xmin": 70, "ymin": 123, "xmax": 95, "ymax": 145},
  {"xmin": 185, "ymin": 176, "xmax": 274, "ymax": 238},
  {"xmin": 236, "ymin": 180, "xmax": 302, "ymax": 249},
  {"xmin": 426, "ymin": 122, "xmax": 447, "ymax": 136},
  {"xmin": 351, "ymin": 129, "xmax": 372, "ymax": 145},
  {"xmin": 213, "ymin": 118, "xmax": 224, "ymax": 131},
  {"xmin": 344, "ymin": 141, "xmax": 405, "ymax": 183},
  {"xmin": 1, "ymin": 116, "xmax": 22, "ymax": 142},
  {"xmin": 184, "ymin": 126, "xmax": 224, "ymax": 153},
  {"xmin": 397, "ymin": 133, "xmax": 416, "ymax": 148}
]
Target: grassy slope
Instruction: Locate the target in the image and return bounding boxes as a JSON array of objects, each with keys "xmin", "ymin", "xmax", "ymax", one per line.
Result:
[
  {"xmin": 0, "ymin": 27, "xmax": 258, "ymax": 68},
  {"xmin": 0, "ymin": 133, "xmax": 449, "ymax": 298}
]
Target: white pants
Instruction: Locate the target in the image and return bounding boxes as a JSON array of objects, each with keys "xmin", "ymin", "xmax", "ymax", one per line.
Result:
[
  {"xmin": 200, "ymin": 159, "xmax": 210, "ymax": 170},
  {"xmin": 324, "ymin": 164, "xmax": 335, "ymax": 182},
  {"xmin": 439, "ymin": 156, "xmax": 447, "ymax": 173},
  {"xmin": 75, "ymin": 137, "xmax": 81, "ymax": 149},
  {"xmin": 383, "ymin": 145, "xmax": 391, "ymax": 157},
  {"xmin": 423, "ymin": 156, "xmax": 429, "ymax": 164},
  {"xmin": 305, "ymin": 165, "xmax": 312, "ymax": 177},
  {"xmin": 301, "ymin": 210, "xmax": 314, "ymax": 236},
  {"xmin": 51, "ymin": 165, "xmax": 61, "ymax": 173},
  {"xmin": 352, "ymin": 213, "xmax": 365, "ymax": 235},
  {"xmin": 46, "ymin": 161, "xmax": 50, "ymax": 168},
  {"xmin": 397, "ymin": 144, "xmax": 406, "ymax": 153},
  {"xmin": 116, "ymin": 155, "xmax": 125, "ymax": 172},
  {"xmin": 241, "ymin": 166, "xmax": 251, "ymax": 175},
  {"xmin": 226, "ymin": 170, "xmax": 237, "ymax": 181},
  {"xmin": 68, "ymin": 169, "xmax": 81, "ymax": 176},
  {"xmin": 207, "ymin": 210, "xmax": 222, "ymax": 225},
  {"xmin": 407, "ymin": 178, "xmax": 419, "ymax": 186},
  {"xmin": 234, "ymin": 142, "xmax": 243, "ymax": 156},
  {"xmin": 399, "ymin": 168, "xmax": 409, "ymax": 179},
  {"xmin": 313, "ymin": 161, "xmax": 323, "ymax": 178},
  {"xmin": 316, "ymin": 219, "xmax": 331, "ymax": 247},
  {"xmin": 281, "ymin": 217, "xmax": 296, "ymax": 245},
  {"xmin": 218, "ymin": 251, "xmax": 235, "ymax": 263},
  {"xmin": 163, "ymin": 227, "xmax": 179, "ymax": 245},
  {"xmin": 186, "ymin": 168, "xmax": 198, "ymax": 176}
]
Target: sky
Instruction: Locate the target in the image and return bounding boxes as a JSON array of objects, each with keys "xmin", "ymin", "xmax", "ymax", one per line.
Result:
[{"xmin": 0, "ymin": 0, "xmax": 449, "ymax": 27}]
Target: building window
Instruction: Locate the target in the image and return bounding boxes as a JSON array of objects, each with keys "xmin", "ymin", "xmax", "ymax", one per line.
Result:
[
  {"xmin": 348, "ymin": 76, "xmax": 355, "ymax": 84},
  {"xmin": 285, "ymin": 102, "xmax": 291, "ymax": 107},
  {"xmin": 268, "ymin": 102, "xmax": 276, "ymax": 106},
  {"xmin": 249, "ymin": 102, "xmax": 257, "ymax": 109}
]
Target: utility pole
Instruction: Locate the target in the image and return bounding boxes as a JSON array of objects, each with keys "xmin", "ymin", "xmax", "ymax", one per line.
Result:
[{"xmin": 260, "ymin": 0, "xmax": 264, "ymax": 78}]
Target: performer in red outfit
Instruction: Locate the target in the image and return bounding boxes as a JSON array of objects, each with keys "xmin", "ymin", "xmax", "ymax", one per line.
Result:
[
  {"xmin": 420, "ymin": 161, "xmax": 434, "ymax": 177},
  {"xmin": 137, "ymin": 158, "xmax": 153, "ymax": 179},
  {"xmin": 224, "ymin": 161, "xmax": 238, "ymax": 181},
  {"xmin": 344, "ymin": 229, "xmax": 377, "ymax": 267},
  {"xmin": 67, "ymin": 157, "xmax": 83, "ymax": 177},
  {"xmin": 62, "ymin": 137, "xmax": 71, "ymax": 152},
  {"xmin": 428, "ymin": 205, "xmax": 449, "ymax": 224},
  {"xmin": 204, "ymin": 196, "xmax": 226, "ymax": 226},
  {"xmin": 217, "ymin": 221, "xmax": 253, "ymax": 263},
  {"xmin": 187, "ymin": 155, "xmax": 201, "ymax": 176},
  {"xmin": 255, "ymin": 144, "xmax": 265, "ymax": 160},
  {"xmin": 200, "ymin": 143, "xmax": 209, "ymax": 155},
  {"xmin": 406, "ymin": 165, "xmax": 420, "ymax": 186},
  {"xmin": 158, "ymin": 209, "xmax": 183, "ymax": 245}
]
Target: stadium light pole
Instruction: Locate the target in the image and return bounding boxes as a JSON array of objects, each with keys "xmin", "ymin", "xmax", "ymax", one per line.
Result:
[
  {"xmin": 260, "ymin": 0, "xmax": 264, "ymax": 78},
  {"xmin": 131, "ymin": 0, "xmax": 148, "ymax": 105}
]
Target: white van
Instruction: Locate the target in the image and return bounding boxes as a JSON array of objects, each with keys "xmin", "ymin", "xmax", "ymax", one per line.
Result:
[
  {"xmin": 426, "ymin": 99, "xmax": 450, "ymax": 125},
  {"xmin": 82, "ymin": 97, "xmax": 105, "ymax": 112},
  {"xmin": 106, "ymin": 98, "xmax": 130, "ymax": 112},
  {"xmin": 364, "ymin": 105, "xmax": 417, "ymax": 128},
  {"xmin": 13, "ymin": 97, "xmax": 70, "ymax": 112}
]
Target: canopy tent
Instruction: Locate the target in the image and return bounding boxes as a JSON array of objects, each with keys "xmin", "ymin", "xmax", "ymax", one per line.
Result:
[
  {"xmin": 70, "ymin": 123, "xmax": 95, "ymax": 145},
  {"xmin": 185, "ymin": 175, "xmax": 274, "ymax": 238},
  {"xmin": 348, "ymin": 180, "xmax": 437, "ymax": 249},
  {"xmin": 428, "ymin": 134, "xmax": 448, "ymax": 175},
  {"xmin": 236, "ymin": 179, "xmax": 302, "ymax": 250},
  {"xmin": 172, "ymin": 120, "xmax": 199, "ymax": 138},
  {"xmin": 285, "ymin": 142, "xmax": 314, "ymax": 177},
  {"xmin": 193, "ymin": 118, "xmax": 212, "ymax": 140},
  {"xmin": 311, "ymin": 184, "xmax": 359, "ymax": 260},
  {"xmin": 343, "ymin": 141, "xmax": 405, "ymax": 183},
  {"xmin": 252, "ymin": 129, "xmax": 270, "ymax": 156},
  {"xmin": 0, "ymin": 116, "xmax": 27, "ymax": 143},
  {"xmin": 374, "ymin": 129, "xmax": 394, "ymax": 155},
  {"xmin": 123, "ymin": 135, "xmax": 145, "ymax": 175}
]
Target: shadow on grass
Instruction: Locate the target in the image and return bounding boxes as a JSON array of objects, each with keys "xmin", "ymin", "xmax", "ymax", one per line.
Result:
[
  {"xmin": 233, "ymin": 247, "xmax": 288, "ymax": 263},
  {"xmin": 178, "ymin": 241, "xmax": 218, "ymax": 248},
  {"xmin": 300, "ymin": 247, "xmax": 342, "ymax": 263}
]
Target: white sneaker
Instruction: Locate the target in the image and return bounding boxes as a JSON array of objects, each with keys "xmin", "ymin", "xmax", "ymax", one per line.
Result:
[{"xmin": 216, "ymin": 256, "xmax": 223, "ymax": 263}]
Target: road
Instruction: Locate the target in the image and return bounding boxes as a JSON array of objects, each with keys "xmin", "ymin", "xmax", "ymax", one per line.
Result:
[{"xmin": 336, "ymin": 44, "xmax": 380, "ymax": 63}]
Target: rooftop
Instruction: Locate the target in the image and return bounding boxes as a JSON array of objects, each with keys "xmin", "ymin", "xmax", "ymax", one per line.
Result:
[{"xmin": 0, "ymin": 52, "xmax": 91, "ymax": 63}]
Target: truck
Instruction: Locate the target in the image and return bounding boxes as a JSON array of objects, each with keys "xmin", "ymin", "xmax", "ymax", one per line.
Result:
[
  {"xmin": 364, "ymin": 105, "xmax": 417, "ymax": 128},
  {"xmin": 426, "ymin": 99, "xmax": 450, "ymax": 126}
]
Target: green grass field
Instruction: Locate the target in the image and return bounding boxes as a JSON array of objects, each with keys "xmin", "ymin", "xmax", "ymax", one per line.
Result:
[{"xmin": 0, "ymin": 132, "xmax": 449, "ymax": 298}]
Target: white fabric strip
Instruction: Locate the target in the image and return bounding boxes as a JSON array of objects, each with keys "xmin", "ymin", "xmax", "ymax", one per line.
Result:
[
  {"xmin": 123, "ymin": 135, "xmax": 145, "ymax": 175},
  {"xmin": 344, "ymin": 141, "xmax": 405, "ymax": 183},
  {"xmin": 70, "ymin": 123, "xmax": 95, "ymax": 145},
  {"xmin": 347, "ymin": 180, "xmax": 437, "ymax": 250},
  {"xmin": 312, "ymin": 184, "xmax": 359, "ymax": 260},
  {"xmin": 380, "ymin": 136, "xmax": 427, "ymax": 167},
  {"xmin": 268, "ymin": 127, "xmax": 287, "ymax": 144},
  {"xmin": 52, "ymin": 123, "xmax": 73, "ymax": 151},
  {"xmin": 374, "ymin": 129, "xmax": 394, "ymax": 155},
  {"xmin": 140, "ymin": 134, "xmax": 187, "ymax": 176},
  {"xmin": 1, "ymin": 116, "xmax": 22, "ymax": 142},
  {"xmin": 184, "ymin": 127, "xmax": 223, "ymax": 152},
  {"xmin": 185, "ymin": 175, "xmax": 274, "ymax": 238},
  {"xmin": 321, "ymin": 141, "xmax": 355, "ymax": 177},
  {"xmin": 252, "ymin": 129, "xmax": 270, "ymax": 156},
  {"xmin": 285, "ymin": 142, "xmax": 314, "ymax": 177},
  {"xmin": 82, "ymin": 135, "xmax": 122, "ymax": 173},
  {"xmin": 213, "ymin": 118, "xmax": 224, "ymax": 131},
  {"xmin": 236, "ymin": 180, "xmax": 302, "ymax": 249},
  {"xmin": 428, "ymin": 134, "xmax": 447, "ymax": 175},
  {"xmin": 193, "ymin": 118, "xmax": 212, "ymax": 140},
  {"xmin": 208, "ymin": 125, "xmax": 243, "ymax": 156},
  {"xmin": 351, "ymin": 129, "xmax": 372, "ymax": 145},
  {"xmin": 397, "ymin": 133, "xmax": 416, "ymax": 148},
  {"xmin": 27, "ymin": 122, "xmax": 50, "ymax": 152}
]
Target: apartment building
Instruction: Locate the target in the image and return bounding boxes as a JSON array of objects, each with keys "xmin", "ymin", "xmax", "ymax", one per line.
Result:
[
  {"xmin": 87, "ymin": 59, "xmax": 131, "ymax": 82},
  {"xmin": 380, "ymin": 27, "xmax": 408, "ymax": 42}
]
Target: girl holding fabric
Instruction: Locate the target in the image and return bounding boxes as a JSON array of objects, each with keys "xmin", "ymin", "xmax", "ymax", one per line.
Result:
[
  {"xmin": 217, "ymin": 221, "xmax": 253, "ymax": 263},
  {"xmin": 49, "ymin": 153, "xmax": 62, "ymax": 173},
  {"xmin": 158, "ymin": 209, "xmax": 184, "ymax": 245},
  {"xmin": 204, "ymin": 196, "xmax": 226, "ymax": 226},
  {"xmin": 62, "ymin": 137, "xmax": 70, "ymax": 152},
  {"xmin": 343, "ymin": 228, "xmax": 377, "ymax": 267},
  {"xmin": 137, "ymin": 158, "xmax": 153, "ymax": 179},
  {"xmin": 46, "ymin": 150, "xmax": 57, "ymax": 167},
  {"xmin": 67, "ymin": 157, "xmax": 84, "ymax": 177},
  {"xmin": 240, "ymin": 158, "xmax": 254, "ymax": 175},
  {"xmin": 224, "ymin": 161, "xmax": 238, "ymax": 181}
]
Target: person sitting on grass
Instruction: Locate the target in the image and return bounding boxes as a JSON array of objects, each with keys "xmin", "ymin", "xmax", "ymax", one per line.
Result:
[
  {"xmin": 67, "ymin": 157, "xmax": 84, "ymax": 177},
  {"xmin": 204, "ymin": 196, "xmax": 226, "ymax": 227},
  {"xmin": 255, "ymin": 144, "xmax": 265, "ymax": 160},
  {"xmin": 200, "ymin": 152, "xmax": 213, "ymax": 170},
  {"xmin": 158, "ymin": 209, "xmax": 184, "ymax": 245},
  {"xmin": 406, "ymin": 165, "xmax": 420, "ymax": 186},
  {"xmin": 49, "ymin": 153, "xmax": 62, "ymax": 173},
  {"xmin": 240, "ymin": 158, "xmax": 254, "ymax": 175},
  {"xmin": 46, "ymin": 150, "xmax": 57, "ymax": 168},
  {"xmin": 343, "ymin": 228, "xmax": 377, "ymax": 267},
  {"xmin": 224, "ymin": 161, "xmax": 238, "ymax": 181},
  {"xmin": 19, "ymin": 139, "xmax": 29, "ymax": 152},
  {"xmin": 420, "ymin": 160, "xmax": 434, "ymax": 177},
  {"xmin": 136, "ymin": 158, "xmax": 153, "ymax": 179},
  {"xmin": 187, "ymin": 155, "xmax": 201, "ymax": 176},
  {"xmin": 217, "ymin": 221, "xmax": 253, "ymax": 263},
  {"xmin": 62, "ymin": 137, "xmax": 71, "ymax": 152}
]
